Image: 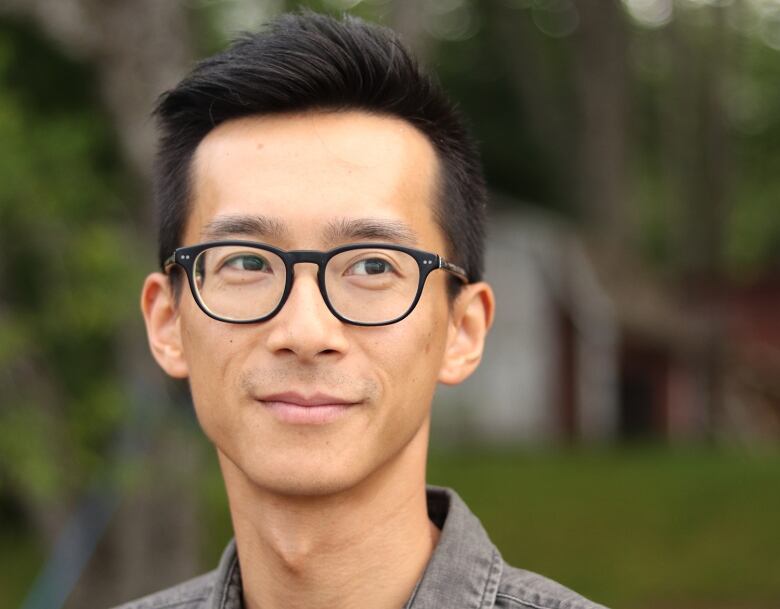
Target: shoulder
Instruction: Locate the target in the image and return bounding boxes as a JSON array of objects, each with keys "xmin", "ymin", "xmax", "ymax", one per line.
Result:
[
  {"xmin": 109, "ymin": 570, "xmax": 216, "ymax": 609},
  {"xmin": 495, "ymin": 564, "xmax": 610, "ymax": 609}
]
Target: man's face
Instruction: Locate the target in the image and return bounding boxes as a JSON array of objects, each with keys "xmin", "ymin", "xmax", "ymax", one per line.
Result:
[{"xmin": 145, "ymin": 111, "xmax": 485, "ymax": 497}]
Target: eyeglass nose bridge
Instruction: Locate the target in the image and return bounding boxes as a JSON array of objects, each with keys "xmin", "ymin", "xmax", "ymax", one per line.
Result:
[
  {"xmin": 273, "ymin": 249, "xmax": 342, "ymax": 323},
  {"xmin": 286, "ymin": 250, "xmax": 329, "ymax": 265},
  {"xmin": 283, "ymin": 250, "xmax": 332, "ymax": 287}
]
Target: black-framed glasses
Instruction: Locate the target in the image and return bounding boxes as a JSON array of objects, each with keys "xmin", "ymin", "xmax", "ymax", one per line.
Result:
[{"xmin": 164, "ymin": 240, "xmax": 469, "ymax": 326}]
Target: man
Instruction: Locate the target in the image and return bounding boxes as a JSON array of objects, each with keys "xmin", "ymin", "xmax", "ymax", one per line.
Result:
[{"xmin": 122, "ymin": 11, "xmax": 606, "ymax": 609}]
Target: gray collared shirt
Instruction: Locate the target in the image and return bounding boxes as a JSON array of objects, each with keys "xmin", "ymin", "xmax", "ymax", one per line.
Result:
[{"xmin": 112, "ymin": 486, "xmax": 608, "ymax": 609}]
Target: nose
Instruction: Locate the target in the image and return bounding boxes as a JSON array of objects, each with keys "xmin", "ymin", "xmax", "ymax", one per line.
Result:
[{"xmin": 264, "ymin": 264, "xmax": 349, "ymax": 361}]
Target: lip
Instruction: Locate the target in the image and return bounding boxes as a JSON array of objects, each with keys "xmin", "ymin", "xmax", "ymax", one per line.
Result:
[{"xmin": 257, "ymin": 392, "xmax": 361, "ymax": 425}]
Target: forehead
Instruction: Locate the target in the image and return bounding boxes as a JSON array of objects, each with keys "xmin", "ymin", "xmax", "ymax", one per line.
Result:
[{"xmin": 186, "ymin": 111, "xmax": 442, "ymax": 249}]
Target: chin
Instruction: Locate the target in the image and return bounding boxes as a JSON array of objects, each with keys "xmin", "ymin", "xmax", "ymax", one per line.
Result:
[
  {"xmin": 250, "ymin": 465, "xmax": 367, "ymax": 498},
  {"xmin": 229, "ymin": 447, "xmax": 371, "ymax": 499}
]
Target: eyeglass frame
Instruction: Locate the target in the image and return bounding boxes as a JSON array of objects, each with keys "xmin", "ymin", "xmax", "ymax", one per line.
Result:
[{"xmin": 163, "ymin": 240, "xmax": 469, "ymax": 327}]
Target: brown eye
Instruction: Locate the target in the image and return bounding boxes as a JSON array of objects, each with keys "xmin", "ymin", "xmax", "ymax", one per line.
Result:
[
  {"xmin": 224, "ymin": 254, "xmax": 270, "ymax": 272},
  {"xmin": 347, "ymin": 258, "xmax": 395, "ymax": 276}
]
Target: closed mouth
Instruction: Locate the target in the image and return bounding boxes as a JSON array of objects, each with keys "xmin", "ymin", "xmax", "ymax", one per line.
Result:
[
  {"xmin": 256, "ymin": 392, "xmax": 362, "ymax": 425},
  {"xmin": 258, "ymin": 391, "xmax": 360, "ymax": 407}
]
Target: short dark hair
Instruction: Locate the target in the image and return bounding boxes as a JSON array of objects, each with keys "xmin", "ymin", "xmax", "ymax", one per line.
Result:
[{"xmin": 153, "ymin": 11, "xmax": 486, "ymax": 295}]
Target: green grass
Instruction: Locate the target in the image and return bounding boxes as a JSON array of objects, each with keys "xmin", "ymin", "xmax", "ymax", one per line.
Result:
[{"xmin": 427, "ymin": 447, "xmax": 780, "ymax": 608}]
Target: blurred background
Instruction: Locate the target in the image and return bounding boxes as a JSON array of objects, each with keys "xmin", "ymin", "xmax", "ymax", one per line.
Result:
[{"xmin": 0, "ymin": 0, "xmax": 778, "ymax": 607}]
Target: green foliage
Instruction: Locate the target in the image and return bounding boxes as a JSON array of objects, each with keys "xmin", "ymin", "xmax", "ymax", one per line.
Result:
[
  {"xmin": 0, "ymin": 19, "xmax": 139, "ymax": 506},
  {"xmin": 628, "ymin": 18, "xmax": 780, "ymax": 278},
  {"xmin": 727, "ymin": 39, "xmax": 780, "ymax": 277},
  {"xmin": 0, "ymin": 523, "xmax": 44, "ymax": 609},
  {"xmin": 435, "ymin": 31, "xmax": 565, "ymax": 210}
]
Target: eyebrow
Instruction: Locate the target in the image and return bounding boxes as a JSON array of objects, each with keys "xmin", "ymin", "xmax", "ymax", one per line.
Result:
[
  {"xmin": 201, "ymin": 214, "xmax": 290, "ymax": 241},
  {"xmin": 322, "ymin": 217, "xmax": 418, "ymax": 246},
  {"xmin": 201, "ymin": 214, "xmax": 418, "ymax": 247}
]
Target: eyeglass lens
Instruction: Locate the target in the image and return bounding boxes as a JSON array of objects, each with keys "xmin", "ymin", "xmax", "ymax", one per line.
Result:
[{"xmin": 193, "ymin": 245, "xmax": 421, "ymax": 324}]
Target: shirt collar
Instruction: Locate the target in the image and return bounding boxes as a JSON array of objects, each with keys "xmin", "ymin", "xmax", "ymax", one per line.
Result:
[
  {"xmin": 209, "ymin": 538, "xmax": 242, "ymax": 609},
  {"xmin": 408, "ymin": 486, "xmax": 503, "ymax": 609},
  {"xmin": 208, "ymin": 486, "xmax": 502, "ymax": 609}
]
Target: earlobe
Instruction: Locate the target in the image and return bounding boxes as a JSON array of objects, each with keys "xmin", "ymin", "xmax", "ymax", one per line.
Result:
[
  {"xmin": 438, "ymin": 282, "xmax": 495, "ymax": 386},
  {"xmin": 141, "ymin": 273, "xmax": 189, "ymax": 379}
]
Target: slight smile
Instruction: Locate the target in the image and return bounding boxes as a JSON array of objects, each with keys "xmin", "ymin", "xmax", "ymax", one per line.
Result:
[{"xmin": 258, "ymin": 392, "xmax": 362, "ymax": 425}]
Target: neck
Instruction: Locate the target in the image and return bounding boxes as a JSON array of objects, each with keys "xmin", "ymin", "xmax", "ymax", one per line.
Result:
[{"xmin": 218, "ymin": 420, "xmax": 439, "ymax": 609}]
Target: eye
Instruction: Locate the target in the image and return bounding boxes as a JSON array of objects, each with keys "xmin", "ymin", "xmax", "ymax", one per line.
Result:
[
  {"xmin": 224, "ymin": 254, "xmax": 269, "ymax": 272},
  {"xmin": 348, "ymin": 258, "xmax": 395, "ymax": 276}
]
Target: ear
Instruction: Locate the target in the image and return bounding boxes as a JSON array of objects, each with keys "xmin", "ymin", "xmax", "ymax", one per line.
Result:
[
  {"xmin": 140, "ymin": 272, "xmax": 189, "ymax": 379},
  {"xmin": 438, "ymin": 281, "xmax": 495, "ymax": 385}
]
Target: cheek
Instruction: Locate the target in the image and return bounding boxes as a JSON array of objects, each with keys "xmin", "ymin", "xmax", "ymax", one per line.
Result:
[
  {"xmin": 370, "ymin": 297, "xmax": 449, "ymax": 407},
  {"xmin": 178, "ymin": 305, "xmax": 248, "ymax": 422}
]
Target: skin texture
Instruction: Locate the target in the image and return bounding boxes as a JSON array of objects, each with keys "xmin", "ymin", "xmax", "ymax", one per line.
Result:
[{"xmin": 141, "ymin": 111, "xmax": 494, "ymax": 609}]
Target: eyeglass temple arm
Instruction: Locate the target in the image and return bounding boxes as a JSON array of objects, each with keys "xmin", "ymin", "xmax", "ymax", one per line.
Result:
[
  {"xmin": 439, "ymin": 259, "xmax": 469, "ymax": 283},
  {"xmin": 163, "ymin": 253, "xmax": 176, "ymax": 272}
]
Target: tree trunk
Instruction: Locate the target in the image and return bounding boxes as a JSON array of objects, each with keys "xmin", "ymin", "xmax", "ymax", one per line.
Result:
[{"xmin": 570, "ymin": 0, "xmax": 631, "ymax": 253}]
